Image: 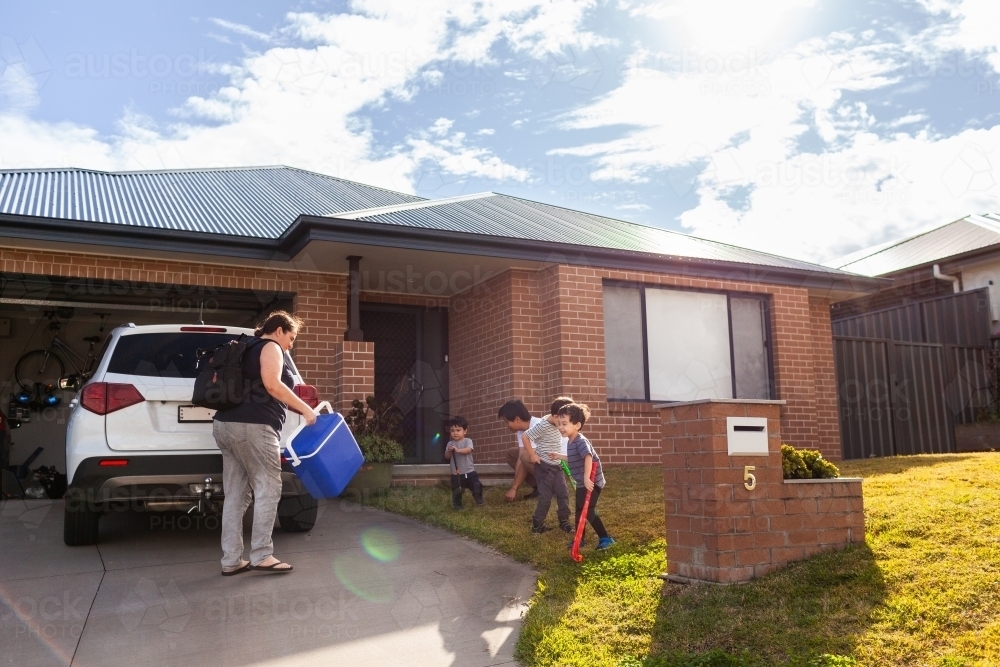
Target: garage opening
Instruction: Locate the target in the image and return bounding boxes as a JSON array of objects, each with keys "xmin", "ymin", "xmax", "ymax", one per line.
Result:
[{"xmin": 0, "ymin": 272, "xmax": 293, "ymax": 496}]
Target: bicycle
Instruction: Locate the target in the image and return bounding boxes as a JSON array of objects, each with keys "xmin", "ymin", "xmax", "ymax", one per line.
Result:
[{"xmin": 15, "ymin": 312, "xmax": 111, "ymax": 391}]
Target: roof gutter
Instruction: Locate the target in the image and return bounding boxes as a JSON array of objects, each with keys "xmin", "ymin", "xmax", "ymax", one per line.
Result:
[
  {"xmin": 0, "ymin": 211, "xmax": 890, "ymax": 295},
  {"xmin": 288, "ymin": 215, "xmax": 890, "ymax": 294}
]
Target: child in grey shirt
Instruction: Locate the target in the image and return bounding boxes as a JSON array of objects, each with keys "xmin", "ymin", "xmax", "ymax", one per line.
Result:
[{"xmin": 444, "ymin": 415, "xmax": 483, "ymax": 508}]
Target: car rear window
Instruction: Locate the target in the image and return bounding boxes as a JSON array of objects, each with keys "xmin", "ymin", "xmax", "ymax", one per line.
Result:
[{"xmin": 107, "ymin": 333, "xmax": 240, "ymax": 378}]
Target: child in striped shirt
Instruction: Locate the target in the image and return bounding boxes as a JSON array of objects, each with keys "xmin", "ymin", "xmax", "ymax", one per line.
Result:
[
  {"xmin": 523, "ymin": 396, "xmax": 575, "ymax": 534},
  {"xmin": 548, "ymin": 403, "xmax": 615, "ymax": 550}
]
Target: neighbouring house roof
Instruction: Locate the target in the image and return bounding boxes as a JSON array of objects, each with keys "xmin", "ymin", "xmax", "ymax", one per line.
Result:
[
  {"xmin": 0, "ymin": 166, "xmax": 423, "ymax": 237},
  {"xmin": 826, "ymin": 213, "xmax": 1000, "ymax": 277},
  {"xmin": 0, "ymin": 165, "xmax": 885, "ymax": 293}
]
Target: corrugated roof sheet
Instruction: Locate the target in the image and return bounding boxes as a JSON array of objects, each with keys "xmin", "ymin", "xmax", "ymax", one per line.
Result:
[
  {"xmin": 828, "ymin": 214, "xmax": 1000, "ymax": 276},
  {"xmin": 334, "ymin": 192, "xmax": 856, "ymax": 275},
  {"xmin": 0, "ymin": 166, "xmax": 423, "ymax": 238}
]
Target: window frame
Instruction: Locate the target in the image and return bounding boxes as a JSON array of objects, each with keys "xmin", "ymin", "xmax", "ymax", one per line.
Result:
[{"xmin": 602, "ymin": 280, "xmax": 775, "ymax": 402}]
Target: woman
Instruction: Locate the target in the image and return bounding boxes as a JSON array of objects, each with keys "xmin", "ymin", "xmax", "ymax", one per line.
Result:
[{"xmin": 213, "ymin": 311, "xmax": 317, "ymax": 575}]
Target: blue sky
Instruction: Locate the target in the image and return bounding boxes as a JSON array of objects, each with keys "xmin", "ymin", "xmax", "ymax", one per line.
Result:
[{"xmin": 2, "ymin": 0, "xmax": 999, "ymax": 263}]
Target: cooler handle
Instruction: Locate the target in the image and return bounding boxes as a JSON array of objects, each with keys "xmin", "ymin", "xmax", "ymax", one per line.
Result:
[{"xmin": 283, "ymin": 401, "xmax": 334, "ymax": 468}]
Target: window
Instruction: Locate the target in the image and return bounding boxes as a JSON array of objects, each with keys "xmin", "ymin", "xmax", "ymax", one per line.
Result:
[
  {"xmin": 603, "ymin": 283, "xmax": 772, "ymax": 401},
  {"xmin": 107, "ymin": 333, "xmax": 240, "ymax": 378}
]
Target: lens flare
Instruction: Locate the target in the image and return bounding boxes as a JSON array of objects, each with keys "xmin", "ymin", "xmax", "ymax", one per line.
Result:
[
  {"xmin": 333, "ymin": 553, "xmax": 393, "ymax": 602},
  {"xmin": 361, "ymin": 527, "xmax": 401, "ymax": 563}
]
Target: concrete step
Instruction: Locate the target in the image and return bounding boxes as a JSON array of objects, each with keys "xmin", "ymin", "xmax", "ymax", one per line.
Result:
[{"xmin": 391, "ymin": 463, "xmax": 513, "ymax": 488}]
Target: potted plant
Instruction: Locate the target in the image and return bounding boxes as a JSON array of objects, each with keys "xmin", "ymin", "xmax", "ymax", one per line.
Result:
[{"xmin": 344, "ymin": 396, "xmax": 404, "ymax": 495}]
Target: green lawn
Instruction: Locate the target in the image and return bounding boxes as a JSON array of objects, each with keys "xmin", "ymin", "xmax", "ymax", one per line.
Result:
[{"xmin": 360, "ymin": 454, "xmax": 1000, "ymax": 667}]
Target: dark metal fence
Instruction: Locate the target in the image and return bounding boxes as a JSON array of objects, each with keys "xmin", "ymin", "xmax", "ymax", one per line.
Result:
[
  {"xmin": 832, "ymin": 289, "xmax": 994, "ymax": 459},
  {"xmin": 832, "ymin": 289, "xmax": 990, "ymax": 346}
]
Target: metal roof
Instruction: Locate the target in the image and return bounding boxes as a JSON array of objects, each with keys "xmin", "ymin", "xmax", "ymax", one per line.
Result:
[
  {"xmin": 827, "ymin": 214, "xmax": 1000, "ymax": 276},
  {"xmin": 332, "ymin": 192, "xmax": 858, "ymax": 276},
  {"xmin": 0, "ymin": 166, "xmax": 423, "ymax": 238}
]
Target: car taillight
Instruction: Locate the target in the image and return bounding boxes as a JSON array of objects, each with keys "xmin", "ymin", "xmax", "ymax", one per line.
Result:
[
  {"xmin": 81, "ymin": 383, "xmax": 145, "ymax": 415},
  {"xmin": 99, "ymin": 459, "xmax": 129, "ymax": 467},
  {"xmin": 293, "ymin": 384, "xmax": 319, "ymax": 408}
]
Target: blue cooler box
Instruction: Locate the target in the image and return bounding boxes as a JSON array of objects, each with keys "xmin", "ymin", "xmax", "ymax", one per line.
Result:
[{"xmin": 282, "ymin": 402, "xmax": 364, "ymax": 498}]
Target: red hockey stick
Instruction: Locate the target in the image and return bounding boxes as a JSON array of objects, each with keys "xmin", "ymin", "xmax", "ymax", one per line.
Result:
[{"xmin": 571, "ymin": 461, "xmax": 599, "ymax": 562}]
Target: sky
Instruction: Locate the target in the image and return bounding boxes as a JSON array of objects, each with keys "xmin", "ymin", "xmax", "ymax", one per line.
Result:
[{"xmin": 1, "ymin": 0, "xmax": 999, "ymax": 264}]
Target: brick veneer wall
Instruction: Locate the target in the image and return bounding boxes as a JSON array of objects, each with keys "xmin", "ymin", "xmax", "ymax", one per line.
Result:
[
  {"xmin": 0, "ymin": 247, "xmax": 347, "ymax": 401},
  {"xmin": 449, "ymin": 270, "xmax": 519, "ymax": 463},
  {"xmin": 661, "ymin": 400, "xmax": 864, "ymax": 584},
  {"xmin": 332, "ymin": 341, "xmax": 374, "ymax": 414},
  {"xmin": 453, "ymin": 265, "xmax": 845, "ymax": 464},
  {"xmin": 2, "ymin": 245, "xmax": 846, "ymax": 463}
]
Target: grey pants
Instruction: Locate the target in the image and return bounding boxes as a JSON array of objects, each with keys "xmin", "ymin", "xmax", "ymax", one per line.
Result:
[
  {"xmin": 214, "ymin": 421, "xmax": 283, "ymax": 568},
  {"xmin": 532, "ymin": 463, "xmax": 570, "ymax": 528}
]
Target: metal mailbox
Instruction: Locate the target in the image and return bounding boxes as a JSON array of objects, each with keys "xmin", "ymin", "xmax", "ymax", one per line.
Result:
[{"xmin": 726, "ymin": 417, "xmax": 769, "ymax": 456}]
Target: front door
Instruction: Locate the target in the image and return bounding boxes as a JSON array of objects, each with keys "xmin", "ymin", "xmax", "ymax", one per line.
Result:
[{"xmin": 359, "ymin": 304, "xmax": 449, "ymax": 464}]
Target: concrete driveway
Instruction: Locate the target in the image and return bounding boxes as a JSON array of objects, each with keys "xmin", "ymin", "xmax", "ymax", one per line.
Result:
[{"xmin": 0, "ymin": 498, "xmax": 535, "ymax": 667}]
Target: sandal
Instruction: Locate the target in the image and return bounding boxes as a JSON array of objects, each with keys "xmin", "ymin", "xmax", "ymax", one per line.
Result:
[
  {"xmin": 221, "ymin": 560, "xmax": 251, "ymax": 576},
  {"xmin": 251, "ymin": 559, "xmax": 293, "ymax": 573}
]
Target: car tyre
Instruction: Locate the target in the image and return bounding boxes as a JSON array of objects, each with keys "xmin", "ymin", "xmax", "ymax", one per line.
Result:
[
  {"xmin": 63, "ymin": 493, "xmax": 101, "ymax": 546},
  {"xmin": 277, "ymin": 493, "xmax": 318, "ymax": 532}
]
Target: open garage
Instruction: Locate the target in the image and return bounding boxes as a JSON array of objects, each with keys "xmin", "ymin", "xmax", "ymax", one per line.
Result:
[{"xmin": 0, "ymin": 272, "xmax": 292, "ymax": 497}]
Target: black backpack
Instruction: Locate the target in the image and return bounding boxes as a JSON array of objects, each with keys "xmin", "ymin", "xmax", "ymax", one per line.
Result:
[{"xmin": 192, "ymin": 334, "xmax": 254, "ymax": 411}]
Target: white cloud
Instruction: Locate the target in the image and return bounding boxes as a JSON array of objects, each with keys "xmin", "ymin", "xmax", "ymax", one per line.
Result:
[
  {"xmin": 0, "ymin": 0, "xmax": 595, "ymax": 188},
  {"xmin": 408, "ymin": 119, "xmax": 530, "ymax": 183},
  {"xmin": 549, "ymin": 6, "xmax": 1000, "ymax": 262},
  {"xmin": 209, "ymin": 18, "xmax": 273, "ymax": 43}
]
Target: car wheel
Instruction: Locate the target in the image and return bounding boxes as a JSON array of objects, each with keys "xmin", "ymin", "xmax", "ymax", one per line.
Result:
[
  {"xmin": 277, "ymin": 494, "xmax": 318, "ymax": 532},
  {"xmin": 63, "ymin": 493, "xmax": 101, "ymax": 546}
]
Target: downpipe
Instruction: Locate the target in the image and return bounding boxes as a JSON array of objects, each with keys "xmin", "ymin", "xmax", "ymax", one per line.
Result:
[{"xmin": 933, "ymin": 264, "xmax": 960, "ymax": 293}]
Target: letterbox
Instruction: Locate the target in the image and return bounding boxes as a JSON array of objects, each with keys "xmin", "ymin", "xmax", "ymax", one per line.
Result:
[{"xmin": 726, "ymin": 416, "xmax": 769, "ymax": 456}]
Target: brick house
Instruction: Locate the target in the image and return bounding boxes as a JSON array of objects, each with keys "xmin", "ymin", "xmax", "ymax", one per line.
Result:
[{"xmin": 0, "ymin": 166, "xmax": 883, "ymax": 471}]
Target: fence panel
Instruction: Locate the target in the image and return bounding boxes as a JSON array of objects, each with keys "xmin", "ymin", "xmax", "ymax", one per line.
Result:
[
  {"xmin": 889, "ymin": 342, "xmax": 955, "ymax": 455},
  {"xmin": 944, "ymin": 345, "xmax": 992, "ymax": 425},
  {"xmin": 834, "ymin": 337, "xmax": 895, "ymax": 459}
]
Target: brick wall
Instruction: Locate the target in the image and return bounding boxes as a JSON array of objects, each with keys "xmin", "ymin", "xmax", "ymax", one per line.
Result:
[
  {"xmin": 2, "ymin": 245, "xmax": 846, "ymax": 463},
  {"xmin": 447, "ymin": 264, "xmax": 843, "ymax": 464},
  {"xmin": 661, "ymin": 400, "xmax": 864, "ymax": 584},
  {"xmin": 449, "ymin": 271, "xmax": 518, "ymax": 463},
  {"xmin": 0, "ymin": 247, "xmax": 346, "ymax": 401},
  {"xmin": 332, "ymin": 341, "xmax": 374, "ymax": 414}
]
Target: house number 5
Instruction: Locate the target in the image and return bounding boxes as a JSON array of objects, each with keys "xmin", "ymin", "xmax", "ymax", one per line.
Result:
[{"xmin": 744, "ymin": 466, "xmax": 756, "ymax": 491}]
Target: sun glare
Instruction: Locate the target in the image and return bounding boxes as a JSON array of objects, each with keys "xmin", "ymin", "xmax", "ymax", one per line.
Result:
[{"xmin": 673, "ymin": 0, "xmax": 813, "ymax": 51}]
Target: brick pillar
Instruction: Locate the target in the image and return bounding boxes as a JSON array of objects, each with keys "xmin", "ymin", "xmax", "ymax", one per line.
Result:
[
  {"xmin": 661, "ymin": 399, "xmax": 864, "ymax": 584},
  {"xmin": 292, "ymin": 274, "xmax": 347, "ymax": 402},
  {"xmin": 333, "ymin": 341, "xmax": 374, "ymax": 415}
]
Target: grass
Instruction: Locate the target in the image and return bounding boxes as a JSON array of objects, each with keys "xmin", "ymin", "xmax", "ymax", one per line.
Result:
[{"xmin": 360, "ymin": 454, "xmax": 1000, "ymax": 667}]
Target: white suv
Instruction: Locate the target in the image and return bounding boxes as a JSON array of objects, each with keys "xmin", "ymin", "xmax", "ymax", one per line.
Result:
[{"xmin": 63, "ymin": 324, "xmax": 320, "ymax": 546}]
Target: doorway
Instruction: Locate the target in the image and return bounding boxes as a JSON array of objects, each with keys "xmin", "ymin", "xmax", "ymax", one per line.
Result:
[{"xmin": 359, "ymin": 303, "xmax": 449, "ymax": 464}]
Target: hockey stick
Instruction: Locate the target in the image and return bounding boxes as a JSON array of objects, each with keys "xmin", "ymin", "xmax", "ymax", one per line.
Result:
[{"xmin": 570, "ymin": 461, "xmax": 599, "ymax": 563}]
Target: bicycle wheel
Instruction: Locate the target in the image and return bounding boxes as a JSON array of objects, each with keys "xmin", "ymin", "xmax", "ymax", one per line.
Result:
[{"xmin": 15, "ymin": 350, "xmax": 66, "ymax": 390}]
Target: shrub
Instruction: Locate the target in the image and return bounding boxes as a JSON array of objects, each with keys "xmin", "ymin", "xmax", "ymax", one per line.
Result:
[
  {"xmin": 347, "ymin": 395, "xmax": 405, "ymax": 463},
  {"xmin": 356, "ymin": 433, "xmax": 404, "ymax": 463},
  {"xmin": 781, "ymin": 443, "xmax": 839, "ymax": 479}
]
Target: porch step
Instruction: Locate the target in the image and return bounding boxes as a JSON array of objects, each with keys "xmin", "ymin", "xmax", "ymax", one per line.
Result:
[{"xmin": 391, "ymin": 463, "xmax": 513, "ymax": 488}]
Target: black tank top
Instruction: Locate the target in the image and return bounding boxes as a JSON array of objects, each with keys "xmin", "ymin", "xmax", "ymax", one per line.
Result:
[{"xmin": 213, "ymin": 337, "xmax": 295, "ymax": 432}]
